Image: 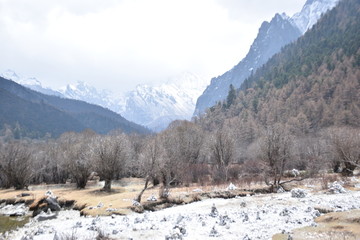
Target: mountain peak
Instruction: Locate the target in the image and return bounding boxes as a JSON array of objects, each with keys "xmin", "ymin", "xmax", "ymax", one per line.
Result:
[{"xmin": 291, "ymin": 0, "xmax": 339, "ymax": 33}]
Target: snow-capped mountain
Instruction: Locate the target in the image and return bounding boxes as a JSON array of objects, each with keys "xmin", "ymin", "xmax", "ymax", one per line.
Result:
[
  {"xmin": 57, "ymin": 72, "xmax": 206, "ymax": 131},
  {"xmin": 291, "ymin": 0, "xmax": 339, "ymax": 34},
  {"xmin": 0, "ymin": 69, "xmax": 63, "ymax": 97},
  {"xmin": 59, "ymin": 81, "xmax": 124, "ymax": 113},
  {"xmin": 194, "ymin": 0, "xmax": 339, "ymax": 116},
  {"xmin": 1, "ymin": 70, "xmax": 207, "ymax": 132},
  {"xmin": 122, "ymin": 72, "xmax": 207, "ymax": 131}
]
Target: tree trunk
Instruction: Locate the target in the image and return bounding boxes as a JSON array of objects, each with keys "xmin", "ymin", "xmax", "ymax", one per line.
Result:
[
  {"xmin": 103, "ymin": 179, "xmax": 112, "ymax": 191},
  {"xmin": 136, "ymin": 178, "xmax": 149, "ymax": 203}
]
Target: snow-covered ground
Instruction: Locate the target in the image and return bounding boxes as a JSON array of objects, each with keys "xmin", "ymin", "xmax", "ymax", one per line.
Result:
[{"xmin": 5, "ymin": 188, "xmax": 360, "ymax": 240}]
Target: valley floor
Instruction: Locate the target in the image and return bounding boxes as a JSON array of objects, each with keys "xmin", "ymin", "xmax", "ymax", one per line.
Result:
[{"xmin": 2, "ymin": 177, "xmax": 360, "ymax": 240}]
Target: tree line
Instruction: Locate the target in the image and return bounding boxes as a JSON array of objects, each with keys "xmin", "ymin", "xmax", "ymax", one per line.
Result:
[{"xmin": 1, "ymin": 119, "xmax": 359, "ymax": 196}]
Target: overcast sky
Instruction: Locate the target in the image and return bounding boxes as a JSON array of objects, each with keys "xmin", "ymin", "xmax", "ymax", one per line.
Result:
[{"xmin": 0, "ymin": 0, "xmax": 306, "ymax": 94}]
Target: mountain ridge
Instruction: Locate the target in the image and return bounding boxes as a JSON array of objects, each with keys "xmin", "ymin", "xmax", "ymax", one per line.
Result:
[
  {"xmin": 194, "ymin": 0, "xmax": 339, "ymax": 116},
  {"xmin": 0, "ymin": 77, "xmax": 150, "ymax": 138}
]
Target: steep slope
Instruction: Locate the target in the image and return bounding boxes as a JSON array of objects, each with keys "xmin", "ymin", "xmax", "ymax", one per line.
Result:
[
  {"xmin": 0, "ymin": 82, "xmax": 84, "ymax": 138},
  {"xmin": 194, "ymin": 0, "xmax": 339, "ymax": 116},
  {"xmin": 0, "ymin": 69, "xmax": 63, "ymax": 97},
  {"xmin": 0, "ymin": 77, "xmax": 150, "ymax": 138},
  {"xmin": 202, "ymin": 0, "xmax": 360, "ymax": 132}
]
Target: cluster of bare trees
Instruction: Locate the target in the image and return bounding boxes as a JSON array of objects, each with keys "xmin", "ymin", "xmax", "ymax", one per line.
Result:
[{"xmin": 1, "ymin": 120, "xmax": 359, "ymax": 194}]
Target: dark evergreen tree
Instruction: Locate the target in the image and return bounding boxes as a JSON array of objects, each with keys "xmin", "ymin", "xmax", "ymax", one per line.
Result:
[{"xmin": 226, "ymin": 84, "xmax": 236, "ymax": 109}]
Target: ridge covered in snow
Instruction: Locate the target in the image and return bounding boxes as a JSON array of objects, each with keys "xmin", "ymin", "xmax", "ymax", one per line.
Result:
[
  {"xmin": 1, "ymin": 70, "xmax": 207, "ymax": 132},
  {"xmin": 291, "ymin": 0, "xmax": 339, "ymax": 33}
]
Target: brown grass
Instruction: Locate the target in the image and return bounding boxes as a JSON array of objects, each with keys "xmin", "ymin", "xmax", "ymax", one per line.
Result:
[
  {"xmin": 0, "ymin": 178, "xmax": 253, "ymax": 216},
  {"xmin": 289, "ymin": 210, "xmax": 360, "ymax": 240}
]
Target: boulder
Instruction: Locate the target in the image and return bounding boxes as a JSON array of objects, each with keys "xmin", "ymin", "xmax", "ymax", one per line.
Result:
[
  {"xmin": 209, "ymin": 204, "xmax": 218, "ymax": 218},
  {"xmin": 45, "ymin": 197, "xmax": 61, "ymax": 211},
  {"xmin": 328, "ymin": 181, "xmax": 347, "ymax": 194},
  {"xmin": 291, "ymin": 188, "xmax": 307, "ymax": 198},
  {"xmin": 35, "ymin": 209, "xmax": 58, "ymax": 222}
]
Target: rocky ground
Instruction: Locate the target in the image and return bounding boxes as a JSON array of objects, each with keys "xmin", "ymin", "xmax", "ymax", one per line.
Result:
[{"xmin": 2, "ymin": 179, "xmax": 360, "ymax": 240}]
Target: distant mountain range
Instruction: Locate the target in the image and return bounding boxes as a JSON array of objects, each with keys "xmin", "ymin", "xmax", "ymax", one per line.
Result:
[
  {"xmin": 194, "ymin": 0, "xmax": 339, "ymax": 116},
  {"xmin": 0, "ymin": 77, "xmax": 149, "ymax": 138},
  {"xmin": 1, "ymin": 70, "xmax": 207, "ymax": 131}
]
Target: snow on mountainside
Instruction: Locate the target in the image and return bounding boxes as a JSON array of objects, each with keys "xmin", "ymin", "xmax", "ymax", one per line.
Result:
[
  {"xmin": 122, "ymin": 72, "xmax": 207, "ymax": 131},
  {"xmin": 194, "ymin": 0, "xmax": 339, "ymax": 116},
  {"xmin": 1, "ymin": 70, "xmax": 207, "ymax": 132},
  {"xmin": 58, "ymin": 72, "xmax": 207, "ymax": 131},
  {"xmin": 291, "ymin": 0, "xmax": 339, "ymax": 33},
  {"xmin": 0, "ymin": 69, "xmax": 63, "ymax": 97},
  {"xmin": 59, "ymin": 81, "xmax": 123, "ymax": 114}
]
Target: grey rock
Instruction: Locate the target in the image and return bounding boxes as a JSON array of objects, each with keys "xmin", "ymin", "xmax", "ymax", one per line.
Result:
[
  {"xmin": 210, "ymin": 204, "xmax": 219, "ymax": 218},
  {"xmin": 45, "ymin": 197, "xmax": 61, "ymax": 211},
  {"xmin": 209, "ymin": 226, "xmax": 220, "ymax": 237},
  {"xmin": 291, "ymin": 189, "xmax": 307, "ymax": 198}
]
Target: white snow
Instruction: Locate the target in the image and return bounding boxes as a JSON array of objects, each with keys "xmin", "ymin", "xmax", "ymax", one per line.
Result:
[
  {"xmin": 291, "ymin": 0, "xmax": 339, "ymax": 34},
  {"xmin": 7, "ymin": 190, "xmax": 360, "ymax": 240}
]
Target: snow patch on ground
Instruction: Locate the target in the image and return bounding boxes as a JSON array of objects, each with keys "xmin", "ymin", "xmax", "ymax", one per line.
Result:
[{"xmin": 6, "ymin": 190, "xmax": 360, "ymax": 240}]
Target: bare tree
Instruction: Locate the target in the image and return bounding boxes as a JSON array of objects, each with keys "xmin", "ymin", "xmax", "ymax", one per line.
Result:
[
  {"xmin": 0, "ymin": 141, "xmax": 33, "ymax": 189},
  {"xmin": 94, "ymin": 134, "xmax": 129, "ymax": 192},
  {"xmin": 156, "ymin": 121, "xmax": 204, "ymax": 198},
  {"xmin": 330, "ymin": 127, "xmax": 360, "ymax": 176},
  {"xmin": 62, "ymin": 130, "xmax": 96, "ymax": 188},
  {"xmin": 135, "ymin": 136, "xmax": 163, "ymax": 202},
  {"xmin": 210, "ymin": 127, "xmax": 235, "ymax": 182},
  {"xmin": 259, "ymin": 124, "xmax": 292, "ymax": 192}
]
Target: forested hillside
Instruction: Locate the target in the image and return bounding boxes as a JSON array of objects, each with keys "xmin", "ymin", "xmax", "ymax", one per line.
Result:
[
  {"xmin": 0, "ymin": 77, "xmax": 150, "ymax": 138},
  {"xmin": 199, "ymin": 0, "xmax": 360, "ymax": 134}
]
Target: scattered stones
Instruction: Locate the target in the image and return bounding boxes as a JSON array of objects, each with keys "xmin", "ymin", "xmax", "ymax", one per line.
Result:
[
  {"xmin": 292, "ymin": 169, "xmax": 300, "ymax": 177},
  {"xmin": 19, "ymin": 193, "xmax": 31, "ymax": 197},
  {"xmin": 147, "ymin": 195, "xmax": 157, "ymax": 202},
  {"xmin": 243, "ymin": 234, "xmax": 251, "ymax": 240},
  {"xmin": 277, "ymin": 187, "xmax": 286, "ymax": 193},
  {"xmin": 0, "ymin": 203, "xmax": 28, "ymax": 216},
  {"xmin": 106, "ymin": 208, "xmax": 117, "ymax": 212},
  {"xmin": 218, "ymin": 214, "xmax": 233, "ymax": 226},
  {"xmin": 291, "ymin": 188, "xmax": 307, "ymax": 198},
  {"xmin": 45, "ymin": 190, "xmax": 55, "ymax": 198},
  {"xmin": 209, "ymin": 226, "xmax": 220, "ymax": 237},
  {"xmin": 35, "ymin": 210, "xmax": 58, "ymax": 222},
  {"xmin": 176, "ymin": 215, "xmax": 184, "ymax": 224},
  {"xmin": 97, "ymin": 202, "xmax": 104, "ymax": 208},
  {"xmin": 132, "ymin": 200, "xmax": 141, "ymax": 206},
  {"xmin": 280, "ymin": 208, "xmax": 291, "ymax": 217},
  {"xmin": 242, "ymin": 213, "xmax": 249, "ymax": 222},
  {"xmin": 173, "ymin": 225, "xmax": 186, "ymax": 235},
  {"xmin": 328, "ymin": 181, "xmax": 347, "ymax": 194},
  {"xmin": 134, "ymin": 217, "xmax": 144, "ymax": 224},
  {"xmin": 210, "ymin": 204, "xmax": 219, "ymax": 218},
  {"xmin": 226, "ymin": 183, "xmax": 237, "ymax": 191},
  {"xmin": 240, "ymin": 201, "xmax": 247, "ymax": 208},
  {"xmin": 256, "ymin": 211, "xmax": 261, "ymax": 220}
]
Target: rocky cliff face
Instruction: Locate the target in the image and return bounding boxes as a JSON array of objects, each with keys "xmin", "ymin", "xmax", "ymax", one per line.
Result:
[{"xmin": 194, "ymin": 0, "xmax": 339, "ymax": 116}]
